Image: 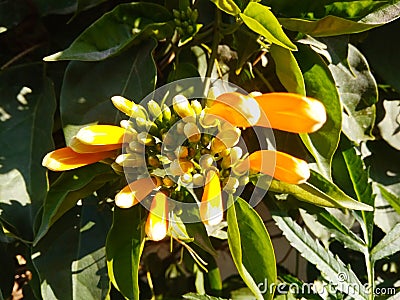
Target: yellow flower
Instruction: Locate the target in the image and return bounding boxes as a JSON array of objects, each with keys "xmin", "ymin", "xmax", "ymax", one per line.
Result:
[
  {"xmin": 145, "ymin": 192, "xmax": 169, "ymax": 241},
  {"xmin": 115, "ymin": 177, "xmax": 158, "ymax": 208},
  {"xmin": 42, "ymin": 147, "xmax": 116, "ymax": 171},
  {"xmin": 200, "ymin": 170, "xmax": 223, "ymax": 226}
]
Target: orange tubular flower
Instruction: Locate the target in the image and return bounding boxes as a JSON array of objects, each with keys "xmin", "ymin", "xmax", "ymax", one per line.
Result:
[
  {"xmin": 145, "ymin": 192, "xmax": 169, "ymax": 241},
  {"xmin": 69, "ymin": 137, "xmax": 122, "ymax": 153},
  {"xmin": 205, "ymin": 92, "xmax": 261, "ymax": 127},
  {"xmin": 200, "ymin": 170, "xmax": 223, "ymax": 226},
  {"xmin": 253, "ymin": 93, "xmax": 327, "ymax": 133},
  {"xmin": 42, "ymin": 147, "xmax": 116, "ymax": 171},
  {"xmin": 75, "ymin": 125, "xmax": 128, "ymax": 145},
  {"xmin": 115, "ymin": 177, "xmax": 159, "ymax": 208},
  {"xmin": 248, "ymin": 150, "xmax": 310, "ymax": 184}
]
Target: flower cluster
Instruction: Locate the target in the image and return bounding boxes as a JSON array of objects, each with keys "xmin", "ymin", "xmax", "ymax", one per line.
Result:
[{"xmin": 42, "ymin": 90, "xmax": 326, "ymax": 241}]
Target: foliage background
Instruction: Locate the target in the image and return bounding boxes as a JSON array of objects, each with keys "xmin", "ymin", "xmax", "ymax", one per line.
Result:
[{"xmin": 0, "ymin": 0, "xmax": 400, "ymax": 299}]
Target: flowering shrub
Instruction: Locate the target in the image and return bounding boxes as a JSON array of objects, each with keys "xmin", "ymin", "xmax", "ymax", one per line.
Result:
[{"xmin": 0, "ymin": 1, "xmax": 399, "ymax": 299}]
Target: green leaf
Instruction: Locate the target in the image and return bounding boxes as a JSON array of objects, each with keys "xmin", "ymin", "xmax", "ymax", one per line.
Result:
[
  {"xmin": 34, "ymin": 163, "xmax": 116, "ymax": 245},
  {"xmin": 377, "ymin": 184, "xmax": 400, "ymax": 216},
  {"xmin": 227, "ymin": 196, "xmax": 276, "ymax": 300},
  {"xmin": 44, "ymin": 3, "xmax": 173, "ymax": 61},
  {"xmin": 106, "ymin": 205, "xmax": 145, "ymax": 300},
  {"xmin": 371, "ymin": 223, "xmax": 400, "ymax": 261},
  {"xmin": 209, "ymin": 0, "xmax": 241, "ymax": 16},
  {"xmin": 0, "ymin": 63, "xmax": 56, "ymax": 241},
  {"xmin": 299, "ymin": 202, "xmax": 366, "ymax": 253},
  {"xmin": 183, "ymin": 293, "xmax": 227, "ymax": 300},
  {"xmin": 241, "ymin": 3, "xmax": 297, "ymax": 51},
  {"xmin": 324, "ymin": 39, "xmax": 377, "ymax": 144},
  {"xmin": 377, "ymin": 100, "xmax": 400, "ymax": 150},
  {"xmin": 74, "ymin": 0, "xmax": 109, "ymax": 17},
  {"xmin": 265, "ymin": 176, "xmax": 373, "ymax": 210},
  {"xmin": 271, "ymin": 207, "xmax": 368, "ymax": 300},
  {"xmin": 295, "ymin": 44, "xmax": 342, "ymax": 178},
  {"xmin": 342, "ymin": 147, "xmax": 375, "ymax": 247},
  {"xmin": 324, "ymin": 1, "xmax": 388, "ymax": 19},
  {"xmin": 269, "ymin": 44, "xmax": 305, "ymax": 95},
  {"xmin": 233, "ymin": 27, "xmax": 260, "ymax": 74},
  {"xmin": 32, "ymin": 0, "xmax": 77, "ymax": 16},
  {"xmin": 279, "ymin": 0, "xmax": 400, "ymax": 38},
  {"xmin": 33, "ymin": 197, "xmax": 111, "ymax": 300},
  {"xmin": 60, "ymin": 40, "xmax": 157, "ymax": 143}
]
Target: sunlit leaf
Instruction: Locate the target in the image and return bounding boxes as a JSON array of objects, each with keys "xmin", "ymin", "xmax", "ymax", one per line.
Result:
[
  {"xmin": 271, "ymin": 206, "xmax": 368, "ymax": 300},
  {"xmin": 45, "ymin": 3, "xmax": 173, "ymax": 61},
  {"xmin": 209, "ymin": 0, "xmax": 241, "ymax": 16},
  {"xmin": 0, "ymin": 63, "xmax": 56, "ymax": 242},
  {"xmin": 227, "ymin": 196, "xmax": 276, "ymax": 300},
  {"xmin": 378, "ymin": 100, "xmax": 400, "ymax": 150},
  {"xmin": 324, "ymin": 39, "xmax": 377, "ymax": 144},
  {"xmin": 342, "ymin": 147, "xmax": 375, "ymax": 247},
  {"xmin": 371, "ymin": 223, "xmax": 400, "ymax": 261},
  {"xmin": 241, "ymin": 2, "xmax": 297, "ymax": 51},
  {"xmin": 295, "ymin": 44, "xmax": 342, "ymax": 178},
  {"xmin": 269, "ymin": 44, "xmax": 305, "ymax": 95}
]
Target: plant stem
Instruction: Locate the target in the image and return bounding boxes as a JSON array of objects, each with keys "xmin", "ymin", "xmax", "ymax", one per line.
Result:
[
  {"xmin": 365, "ymin": 251, "xmax": 375, "ymax": 300},
  {"xmin": 205, "ymin": 8, "xmax": 222, "ymax": 79}
]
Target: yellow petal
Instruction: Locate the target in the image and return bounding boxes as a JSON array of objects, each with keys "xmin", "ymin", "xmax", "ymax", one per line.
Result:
[
  {"xmin": 115, "ymin": 177, "xmax": 158, "ymax": 208},
  {"xmin": 69, "ymin": 137, "xmax": 121, "ymax": 153},
  {"xmin": 254, "ymin": 93, "xmax": 327, "ymax": 133},
  {"xmin": 205, "ymin": 92, "xmax": 260, "ymax": 127},
  {"xmin": 248, "ymin": 150, "xmax": 310, "ymax": 184},
  {"xmin": 200, "ymin": 170, "xmax": 223, "ymax": 226},
  {"xmin": 76, "ymin": 125, "xmax": 127, "ymax": 145},
  {"xmin": 42, "ymin": 147, "xmax": 115, "ymax": 171},
  {"xmin": 145, "ymin": 192, "xmax": 169, "ymax": 241}
]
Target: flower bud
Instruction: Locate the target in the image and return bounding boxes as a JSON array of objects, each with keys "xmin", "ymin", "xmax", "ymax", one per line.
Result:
[
  {"xmin": 169, "ymin": 159, "xmax": 194, "ymax": 176},
  {"xmin": 221, "ymin": 146, "xmax": 242, "ymax": 169},
  {"xmin": 137, "ymin": 132, "xmax": 154, "ymax": 146},
  {"xmin": 180, "ymin": 173, "xmax": 192, "ymax": 185},
  {"xmin": 163, "ymin": 176, "xmax": 175, "ymax": 188},
  {"xmin": 184, "ymin": 122, "xmax": 201, "ymax": 143},
  {"xmin": 115, "ymin": 153, "xmax": 145, "ymax": 168},
  {"xmin": 129, "ymin": 141, "xmax": 145, "ymax": 153},
  {"xmin": 200, "ymin": 170, "xmax": 223, "ymax": 226},
  {"xmin": 223, "ymin": 177, "xmax": 239, "ymax": 193},
  {"xmin": 115, "ymin": 177, "xmax": 157, "ymax": 208},
  {"xmin": 147, "ymin": 155, "xmax": 160, "ymax": 168},
  {"xmin": 192, "ymin": 173, "xmax": 205, "ymax": 186},
  {"xmin": 176, "ymin": 122, "xmax": 185, "ymax": 134},
  {"xmin": 173, "ymin": 95, "xmax": 195, "ymax": 120},
  {"xmin": 145, "ymin": 192, "xmax": 169, "ymax": 241},
  {"xmin": 191, "ymin": 100, "xmax": 203, "ymax": 115},
  {"xmin": 174, "ymin": 146, "xmax": 188, "ymax": 158},
  {"xmin": 148, "ymin": 100, "xmax": 162, "ymax": 121},
  {"xmin": 199, "ymin": 154, "xmax": 214, "ymax": 170},
  {"xmin": 111, "ymin": 96, "xmax": 147, "ymax": 119},
  {"xmin": 162, "ymin": 104, "xmax": 172, "ymax": 122}
]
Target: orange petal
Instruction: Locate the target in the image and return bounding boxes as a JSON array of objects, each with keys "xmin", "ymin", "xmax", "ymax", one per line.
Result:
[
  {"xmin": 206, "ymin": 92, "xmax": 261, "ymax": 127},
  {"xmin": 42, "ymin": 147, "xmax": 115, "ymax": 171},
  {"xmin": 249, "ymin": 150, "xmax": 310, "ymax": 184},
  {"xmin": 69, "ymin": 137, "xmax": 122, "ymax": 153},
  {"xmin": 254, "ymin": 93, "xmax": 326, "ymax": 133},
  {"xmin": 145, "ymin": 192, "xmax": 169, "ymax": 241},
  {"xmin": 200, "ymin": 170, "xmax": 223, "ymax": 226},
  {"xmin": 76, "ymin": 125, "xmax": 128, "ymax": 145},
  {"xmin": 115, "ymin": 177, "xmax": 158, "ymax": 208}
]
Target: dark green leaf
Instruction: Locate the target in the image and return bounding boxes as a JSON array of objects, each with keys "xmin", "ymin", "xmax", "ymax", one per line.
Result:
[
  {"xmin": 269, "ymin": 44, "xmax": 305, "ymax": 95},
  {"xmin": 241, "ymin": 3, "xmax": 297, "ymax": 50},
  {"xmin": 371, "ymin": 223, "xmax": 400, "ymax": 261},
  {"xmin": 45, "ymin": 3, "xmax": 173, "ymax": 61},
  {"xmin": 60, "ymin": 40, "xmax": 157, "ymax": 143},
  {"xmin": 271, "ymin": 206, "xmax": 368, "ymax": 300},
  {"xmin": 33, "ymin": 197, "xmax": 112, "ymax": 300},
  {"xmin": 295, "ymin": 44, "xmax": 342, "ymax": 178},
  {"xmin": 106, "ymin": 205, "xmax": 145, "ymax": 300},
  {"xmin": 323, "ymin": 39, "xmax": 377, "ymax": 143},
  {"xmin": 377, "ymin": 100, "xmax": 400, "ymax": 150},
  {"xmin": 324, "ymin": 1, "xmax": 387, "ymax": 19},
  {"xmin": 0, "ymin": 63, "xmax": 56, "ymax": 241},
  {"xmin": 342, "ymin": 147, "xmax": 375, "ymax": 247},
  {"xmin": 32, "ymin": 0, "xmax": 77, "ymax": 15},
  {"xmin": 209, "ymin": 0, "xmax": 241, "ymax": 16},
  {"xmin": 168, "ymin": 62, "xmax": 201, "ymax": 82},
  {"xmin": 227, "ymin": 196, "xmax": 276, "ymax": 300},
  {"xmin": 0, "ymin": 228, "xmax": 14, "ymax": 299},
  {"xmin": 233, "ymin": 27, "xmax": 260, "ymax": 74},
  {"xmin": 74, "ymin": 0, "xmax": 109, "ymax": 17},
  {"xmin": 34, "ymin": 163, "xmax": 116, "ymax": 244}
]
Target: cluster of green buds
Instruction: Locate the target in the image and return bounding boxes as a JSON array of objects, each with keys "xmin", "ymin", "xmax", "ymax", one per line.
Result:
[
  {"xmin": 173, "ymin": 6, "xmax": 199, "ymax": 36},
  {"xmin": 111, "ymin": 94, "xmax": 249, "ymax": 201}
]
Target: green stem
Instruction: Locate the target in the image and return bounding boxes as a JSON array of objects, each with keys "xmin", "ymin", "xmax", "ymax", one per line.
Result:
[
  {"xmin": 205, "ymin": 9, "xmax": 222, "ymax": 79},
  {"xmin": 365, "ymin": 251, "xmax": 375, "ymax": 300},
  {"xmin": 254, "ymin": 68, "xmax": 275, "ymax": 92}
]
